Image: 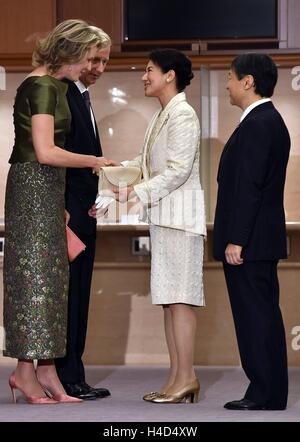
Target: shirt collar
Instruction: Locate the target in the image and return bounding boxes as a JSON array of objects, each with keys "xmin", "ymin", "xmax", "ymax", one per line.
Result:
[
  {"xmin": 162, "ymin": 92, "xmax": 186, "ymax": 114},
  {"xmin": 240, "ymin": 98, "xmax": 271, "ymax": 122},
  {"xmin": 75, "ymin": 80, "xmax": 88, "ymax": 94}
]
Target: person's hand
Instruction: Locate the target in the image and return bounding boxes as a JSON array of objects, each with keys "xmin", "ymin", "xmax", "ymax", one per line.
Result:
[
  {"xmin": 225, "ymin": 243, "xmax": 243, "ymax": 265},
  {"xmin": 96, "ymin": 206, "xmax": 109, "ymax": 218},
  {"xmin": 88, "ymin": 203, "xmax": 108, "ymax": 219},
  {"xmin": 113, "ymin": 186, "xmax": 135, "ymax": 203},
  {"xmin": 88, "ymin": 204, "xmax": 97, "ymax": 218},
  {"xmin": 97, "ymin": 156, "xmax": 111, "ymax": 167},
  {"xmin": 92, "ymin": 157, "xmax": 116, "ymax": 174},
  {"xmin": 95, "ymin": 193, "xmax": 115, "ymax": 210},
  {"xmin": 64, "ymin": 209, "xmax": 70, "ymax": 225}
]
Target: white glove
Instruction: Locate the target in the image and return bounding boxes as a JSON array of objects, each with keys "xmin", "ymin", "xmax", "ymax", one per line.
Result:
[{"xmin": 95, "ymin": 194, "xmax": 114, "ymax": 210}]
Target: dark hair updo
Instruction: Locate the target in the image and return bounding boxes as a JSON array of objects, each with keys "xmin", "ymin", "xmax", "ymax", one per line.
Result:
[{"xmin": 149, "ymin": 48, "xmax": 194, "ymax": 92}]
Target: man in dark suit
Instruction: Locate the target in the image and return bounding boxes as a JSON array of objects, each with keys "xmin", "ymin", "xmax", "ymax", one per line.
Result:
[
  {"xmin": 213, "ymin": 53, "xmax": 290, "ymax": 410},
  {"xmin": 55, "ymin": 33, "xmax": 112, "ymax": 400}
]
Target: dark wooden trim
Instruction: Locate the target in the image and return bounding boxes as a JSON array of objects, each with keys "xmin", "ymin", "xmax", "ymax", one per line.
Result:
[
  {"xmin": 1, "ymin": 51, "xmax": 300, "ymax": 72},
  {"xmin": 0, "ymin": 54, "xmax": 33, "ymax": 71},
  {"xmin": 107, "ymin": 52, "xmax": 300, "ymax": 70},
  {"xmin": 122, "ymin": 38, "xmax": 280, "ymax": 52}
]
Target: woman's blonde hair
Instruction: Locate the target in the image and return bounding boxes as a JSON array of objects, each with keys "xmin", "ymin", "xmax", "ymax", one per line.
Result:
[{"xmin": 32, "ymin": 19, "xmax": 111, "ymax": 74}]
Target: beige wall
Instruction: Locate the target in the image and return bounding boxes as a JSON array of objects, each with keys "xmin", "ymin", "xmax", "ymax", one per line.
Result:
[
  {"xmin": 1, "ymin": 228, "xmax": 300, "ymax": 366},
  {"xmin": 0, "ymin": 68, "xmax": 300, "ymax": 221},
  {"xmin": 208, "ymin": 67, "xmax": 300, "ymax": 222},
  {"xmin": 0, "ymin": 70, "xmax": 200, "ymax": 219},
  {"xmin": 1, "ymin": 68, "xmax": 300, "ymax": 366},
  {"xmin": 82, "ymin": 228, "xmax": 300, "ymax": 367}
]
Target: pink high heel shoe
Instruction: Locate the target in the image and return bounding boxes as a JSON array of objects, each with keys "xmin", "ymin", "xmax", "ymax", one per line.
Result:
[
  {"xmin": 45, "ymin": 390, "xmax": 82, "ymax": 403},
  {"xmin": 9, "ymin": 373, "xmax": 58, "ymax": 405},
  {"xmin": 39, "ymin": 383, "xmax": 82, "ymax": 403}
]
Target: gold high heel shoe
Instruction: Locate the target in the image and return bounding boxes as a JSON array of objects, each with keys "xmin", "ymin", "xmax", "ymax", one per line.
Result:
[
  {"xmin": 8, "ymin": 372, "xmax": 58, "ymax": 405},
  {"xmin": 151, "ymin": 378, "xmax": 200, "ymax": 404},
  {"xmin": 143, "ymin": 391, "xmax": 165, "ymax": 401}
]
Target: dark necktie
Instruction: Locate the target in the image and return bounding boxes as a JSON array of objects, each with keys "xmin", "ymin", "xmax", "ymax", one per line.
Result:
[{"xmin": 82, "ymin": 90, "xmax": 91, "ymax": 114}]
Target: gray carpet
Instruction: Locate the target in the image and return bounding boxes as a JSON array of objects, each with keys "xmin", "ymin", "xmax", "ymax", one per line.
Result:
[{"xmin": 0, "ymin": 365, "xmax": 299, "ymax": 422}]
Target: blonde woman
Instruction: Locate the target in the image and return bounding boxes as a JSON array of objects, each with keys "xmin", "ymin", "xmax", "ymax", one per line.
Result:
[
  {"xmin": 3, "ymin": 19, "xmax": 112, "ymax": 404},
  {"xmin": 116, "ymin": 49, "xmax": 206, "ymax": 404}
]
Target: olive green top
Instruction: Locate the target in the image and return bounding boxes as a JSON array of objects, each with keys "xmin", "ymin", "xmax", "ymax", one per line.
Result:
[{"xmin": 9, "ymin": 75, "xmax": 71, "ymax": 164}]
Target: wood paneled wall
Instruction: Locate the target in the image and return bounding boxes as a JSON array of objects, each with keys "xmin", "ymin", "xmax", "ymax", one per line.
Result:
[
  {"xmin": 58, "ymin": 0, "xmax": 122, "ymax": 50},
  {"xmin": 0, "ymin": 0, "xmax": 56, "ymax": 54},
  {"xmin": 1, "ymin": 0, "xmax": 300, "ymax": 71}
]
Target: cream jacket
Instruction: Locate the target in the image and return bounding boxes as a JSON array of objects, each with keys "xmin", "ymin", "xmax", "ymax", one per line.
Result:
[{"xmin": 123, "ymin": 92, "xmax": 206, "ymax": 235}]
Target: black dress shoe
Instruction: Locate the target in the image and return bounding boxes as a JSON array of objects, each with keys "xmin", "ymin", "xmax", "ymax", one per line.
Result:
[
  {"xmin": 224, "ymin": 399, "xmax": 266, "ymax": 410},
  {"xmin": 80, "ymin": 382, "xmax": 111, "ymax": 398},
  {"xmin": 63, "ymin": 383, "xmax": 98, "ymax": 400}
]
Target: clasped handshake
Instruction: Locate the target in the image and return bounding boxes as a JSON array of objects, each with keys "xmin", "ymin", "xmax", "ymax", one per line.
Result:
[
  {"xmin": 92, "ymin": 156, "xmax": 116, "ymax": 173},
  {"xmin": 89, "ymin": 156, "xmax": 136, "ymax": 219}
]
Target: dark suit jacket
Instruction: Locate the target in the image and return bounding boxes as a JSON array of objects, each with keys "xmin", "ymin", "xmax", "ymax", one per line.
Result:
[
  {"xmin": 213, "ymin": 101, "xmax": 290, "ymax": 261},
  {"xmin": 64, "ymin": 80, "xmax": 102, "ymax": 235}
]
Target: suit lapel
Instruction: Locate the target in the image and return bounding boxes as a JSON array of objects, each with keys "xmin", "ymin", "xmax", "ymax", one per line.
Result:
[
  {"xmin": 141, "ymin": 110, "xmax": 160, "ymax": 175},
  {"xmin": 221, "ymin": 124, "xmax": 240, "ymax": 154},
  {"xmin": 67, "ymin": 81, "xmax": 97, "ymax": 142},
  {"xmin": 77, "ymin": 91, "xmax": 97, "ymax": 139},
  {"xmin": 142, "ymin": 100, "xmax": 177, "ymax": 172},
  {"xmin": 149, "ymin": 91, "xmax": 185, "ymax": 142},
  {"xmin": 141, "ymin": 93, "xmax": 187, "ymax": 176},
  {"xmin": 217, "ymin": 101, "xmax": 274, "ymax": 181},
  {"xmin": 217, "ymin": 124, "xmax": 240, "ymax": 181},
  {"xmin": 92, "ymin": 109, "xmax": 102, "ymax": 156}
]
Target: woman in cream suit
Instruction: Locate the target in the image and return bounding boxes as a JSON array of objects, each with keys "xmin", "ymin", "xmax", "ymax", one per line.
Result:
[{"xmin": 117, "ymin": 49, "xmax": 206, "ymax": 404}]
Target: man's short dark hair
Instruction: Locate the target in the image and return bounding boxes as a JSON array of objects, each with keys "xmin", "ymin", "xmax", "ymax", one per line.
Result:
[{"xmin": 231, "ymin": 53, "xmax": 278, "ymax": 97}]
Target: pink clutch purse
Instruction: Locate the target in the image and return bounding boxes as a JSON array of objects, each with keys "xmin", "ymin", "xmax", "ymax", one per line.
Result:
[{"xmin": 66, "ymin": 225, "xmax": 86, "ymax": 262}]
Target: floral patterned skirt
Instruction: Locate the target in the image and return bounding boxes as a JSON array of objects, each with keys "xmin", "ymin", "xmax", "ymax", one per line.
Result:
[{"xmin": 3, "ymin": 162, "xmax": 69, "ymax": 359}]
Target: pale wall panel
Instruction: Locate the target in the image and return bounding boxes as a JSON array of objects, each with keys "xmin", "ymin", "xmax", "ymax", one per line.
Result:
[
  {"xmin": 1, "ymin": 69, "xmax": 299, "ymax": 221},
  {"xmin": 1, "ymin": 234, "xmax": 300, "ymax": 366},
  {"xmin": 208, "ymin": 67, "xmax": 300, "ymax": 222},
  {"xmin": 83, "ymin": 255, "xmax": 300, "ymax": 366},
  {"xmin": 0, "ymin": 70, "xmax": 200, "ymax": 219}
]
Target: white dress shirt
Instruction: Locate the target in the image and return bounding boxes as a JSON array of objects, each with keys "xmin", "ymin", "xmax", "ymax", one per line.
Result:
[
  {"xmin": 240, "ymin": 98, "xmax": 272, "ymax": 123},
  {"xmin": 75, "ymin": 80, "xmax": 96, "ymax": 135}
]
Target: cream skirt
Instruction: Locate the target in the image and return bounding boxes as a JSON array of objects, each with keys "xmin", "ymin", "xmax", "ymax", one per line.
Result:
[{"xmin": 149, "ymin": 225, "xmax": 205, "ymax": 306}]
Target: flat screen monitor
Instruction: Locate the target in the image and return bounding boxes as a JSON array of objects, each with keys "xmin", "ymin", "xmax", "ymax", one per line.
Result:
[{"xmin": 124, "ymin": 0, "xmax": 278, "ymax": 41}]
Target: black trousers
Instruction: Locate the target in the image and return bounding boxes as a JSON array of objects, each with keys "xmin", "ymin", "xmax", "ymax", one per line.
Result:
[
  {"xmin": 223, "ymin": 260, "xmax": 288, "ymax": 408},
  {"xmin": 55, "ymin": 232, "xmax": 96, "ymax": 384}
]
